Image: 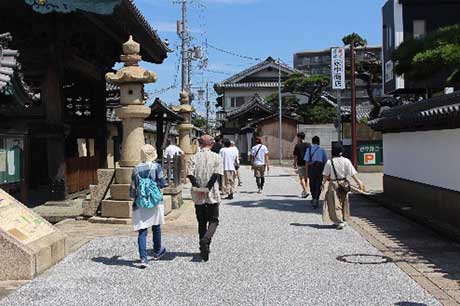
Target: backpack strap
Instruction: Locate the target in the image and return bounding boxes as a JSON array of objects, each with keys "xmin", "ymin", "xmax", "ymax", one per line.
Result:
[{"xmin": 309, "ymin": 146, "xmax": 320, "ymax": 163}]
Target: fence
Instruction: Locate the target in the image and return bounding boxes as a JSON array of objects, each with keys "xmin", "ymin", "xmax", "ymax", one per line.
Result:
[
  {"xmin": 65, "ymin": 155, "xmax": 99, "ymax": 194},
  {"xmin": 161, "ymin": 154, "xmax": 182, "ymax": 188}
]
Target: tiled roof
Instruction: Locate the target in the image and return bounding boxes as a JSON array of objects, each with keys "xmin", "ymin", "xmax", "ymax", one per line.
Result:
[
  {"xmin": 226, "ymin": 94, "xmax": 274, "ymax": 119},
  {"xmin": 215, "ymin": 57, "xmax": 299, "ymax": 89},
  {"xmin": 217, "ymin": 82, "xmax": 280, "ymax": 89},
  {"xmin": 124, "ymin": 0, "xmax": 170, "ymax": 54},
  {"xmin": 340, "ymin": 104, "xmax": 373, "ymax": 122},
  {"xmin": 368, "ymin": 91, "xmax": 460, "ymax": 132}
]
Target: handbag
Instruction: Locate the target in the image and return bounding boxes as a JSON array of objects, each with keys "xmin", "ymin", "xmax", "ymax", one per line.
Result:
[{"xmin": 330, "ymin": 158, "xmax": 351, "ymax": 196}]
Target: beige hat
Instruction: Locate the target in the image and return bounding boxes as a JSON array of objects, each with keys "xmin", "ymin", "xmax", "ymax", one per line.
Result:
[{"xmin": 141, "ymin": 144, "xmax": 158, "ymax": 162}]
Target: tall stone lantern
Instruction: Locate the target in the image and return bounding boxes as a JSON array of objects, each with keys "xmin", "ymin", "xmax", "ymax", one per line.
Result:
[
  {"xmin": 173, "ymin": 91, "xmax": 195, "ymax": 164},
  {"xmin": 102, "ymin": 36, "xmax": 157, "ymax": 220}
]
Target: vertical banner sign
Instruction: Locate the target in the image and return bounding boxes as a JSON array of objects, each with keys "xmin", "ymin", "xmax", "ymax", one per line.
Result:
[{"xmin": 331, "ymin": 47, "xmax": 346, "ymax": 90}]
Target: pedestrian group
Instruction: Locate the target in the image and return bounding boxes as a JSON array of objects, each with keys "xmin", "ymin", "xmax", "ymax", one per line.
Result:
[{"xmin": 129, "ymin": 133, "xmax": 364, "ymax": 267}]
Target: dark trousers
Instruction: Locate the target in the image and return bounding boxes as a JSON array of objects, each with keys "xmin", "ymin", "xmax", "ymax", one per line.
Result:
[
  {"xmin": 195, "ymin": 203, "xmax": 219, "ymax": 241},
  {"xmin": 256, "ymin": 177, "xmax": 265, "ymax": 189},
  {"xmin": 309, "ymin": 175, "xmax": 322, "ymax": 200}
]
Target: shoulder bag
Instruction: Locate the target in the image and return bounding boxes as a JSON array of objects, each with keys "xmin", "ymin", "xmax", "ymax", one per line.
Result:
[{"xmin": 331, "ymin": 158, "xmax": 351, "ymax": 196}]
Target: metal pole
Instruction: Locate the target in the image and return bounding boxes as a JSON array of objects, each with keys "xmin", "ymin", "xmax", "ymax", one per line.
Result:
[
  {"xmin": 206, "ymin": 80, "xmax": 209, "ymax": 133},
  {"xmin": 278, "ymin": 59, "xmax": 282, "ymax": 164},
  {"xmin": 336, "ymin": 89, "xmax": 342, "ymax": 142},
  {"xmin": 351, "ymin": 42, "xmax": 358, "ymax": 167},
  {"xmin": 180, "ymin": 0, "xmax": 187, "ymax": 92}
]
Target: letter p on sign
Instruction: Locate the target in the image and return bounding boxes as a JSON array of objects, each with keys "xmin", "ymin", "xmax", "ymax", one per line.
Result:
[{"xmin": 364, "ymin": 153, "xmax": 376, "ymax": 165}]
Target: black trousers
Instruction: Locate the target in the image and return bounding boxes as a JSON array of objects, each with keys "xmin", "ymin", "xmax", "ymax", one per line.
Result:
[
  {"xmin": 309, "ymin": 175, "xmax": 322, "ymax": 200},
  {"xmin": 195, "ymin": 203, "xmax": 219, "ymax": 240}
]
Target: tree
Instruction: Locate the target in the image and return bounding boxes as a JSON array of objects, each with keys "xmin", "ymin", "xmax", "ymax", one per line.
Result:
[
  {"xmin": 392, "ymin": 24, "xmax": 460, "ymax": 84},
  {"xmin": 192, "ymin": 113, "xmax": 207, "ymax": 129},
  {"xmin": 265, "ymin": 73, "xmax": 335, "ymax": 124},
  {"xmin": 342, "ymin": 33, "xmax": 383, "ymax": 119}
]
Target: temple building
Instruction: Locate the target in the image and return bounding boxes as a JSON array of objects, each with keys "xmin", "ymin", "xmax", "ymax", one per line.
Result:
[{"xmin": 0, "ymin": 0, "xmax": 169, "ymax": 205}]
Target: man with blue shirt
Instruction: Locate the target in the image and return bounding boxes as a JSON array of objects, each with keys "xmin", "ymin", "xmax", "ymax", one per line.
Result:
[{"xmin": 304, "ymin": 136, "xmax": 328, "ymax": 208}]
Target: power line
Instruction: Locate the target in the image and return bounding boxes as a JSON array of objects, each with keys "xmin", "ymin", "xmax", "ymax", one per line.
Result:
[{"xmin": 206, "ymin": 42, "xmax": 262, "ymax": 62}]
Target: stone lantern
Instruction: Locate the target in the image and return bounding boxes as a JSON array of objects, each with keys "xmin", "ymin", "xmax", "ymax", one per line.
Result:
[
  {"xmin": 102, "ymin": 36, "xmax": 157, "ymax": 221},
  {"xmin": 173, "ymin": 91, "xmax": 195, "ymax": 164}
]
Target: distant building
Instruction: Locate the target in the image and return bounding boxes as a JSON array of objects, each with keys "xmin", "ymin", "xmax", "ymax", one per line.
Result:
[
  {"xmin": 214, "ymin": 57, "xmax": 299, "ymax": 125},
  {"xmin": 293, "ymin": 46, "xmax": 383, "ymax": 107},
  {"xmin": 382, "ymin": 0, "xmax": 460, "ymax": 95}
]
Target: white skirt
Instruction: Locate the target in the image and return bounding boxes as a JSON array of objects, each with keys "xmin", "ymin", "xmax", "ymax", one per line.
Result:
[{"xmin": 132, "ymin": 204, "xmax": 165, "ymax": 231}]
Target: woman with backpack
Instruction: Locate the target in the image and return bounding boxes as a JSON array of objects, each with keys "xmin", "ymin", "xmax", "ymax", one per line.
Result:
[
  {"xmin": 322, "ymin": 143, "xmax": 365, "ymax": 230},
  {"xmin": 129, "ymin": 144, "xmax": 168, "ymax": 268}
]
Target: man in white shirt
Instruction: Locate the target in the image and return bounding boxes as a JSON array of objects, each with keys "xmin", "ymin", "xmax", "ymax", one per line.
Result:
[
  {"xmin": 219, "ymin": 139, "xmax": 238, "ymax": 199},
  {"xmin": 230, "ymin": 140, "xmax": 242, "ymax": 186},
  {"xmin": 250, "ymin": 136, "xmax": 269, "ymax": 193},
  {"xmin": 164, "ymin": 139, "xmax": 183, "ymax": 159}
]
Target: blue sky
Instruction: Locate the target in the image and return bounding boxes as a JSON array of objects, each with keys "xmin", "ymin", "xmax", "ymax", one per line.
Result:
[{"xmin": 134, "ymin": 0, "xmax": 386, "ymax": 115}]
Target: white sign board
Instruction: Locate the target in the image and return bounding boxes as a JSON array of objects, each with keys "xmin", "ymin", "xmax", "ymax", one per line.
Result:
[{"xmin": 331, "ymin": 47, "xmax": 346, "ymax": 90}]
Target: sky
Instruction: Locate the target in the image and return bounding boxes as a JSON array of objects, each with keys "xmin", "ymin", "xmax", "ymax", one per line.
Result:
[{"xmin": 133, "ymin": 0, "xmax": 386, "ymax": 115}]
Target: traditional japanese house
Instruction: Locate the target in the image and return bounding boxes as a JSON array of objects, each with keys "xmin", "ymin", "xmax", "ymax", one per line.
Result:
[{"xmin": 0, "ymin": 0, "xmax": 169, "ymax": 205}]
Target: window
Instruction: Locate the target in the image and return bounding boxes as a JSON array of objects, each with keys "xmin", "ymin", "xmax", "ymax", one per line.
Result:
[
  {"xmin": 230, "ymin": 97, "xmax": 245, "ymax": 108},
  {"xmin": 302, "ymin": 57, "xmax": 311, "ymax": 65},
  {"xmin": 413, "ymin": 20, "xmax": 426, "ymax": 39}
]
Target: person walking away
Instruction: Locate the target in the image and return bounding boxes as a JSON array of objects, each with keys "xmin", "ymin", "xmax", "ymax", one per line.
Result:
[
  {"xmin": 129, "ymin": 144, "xmax": 168, "ymax": 268},
  {"xmin": 230, "ymin": 140, "xmax": 242, "ymax": 186},
  {"xmin": 211, "ymin": 135, "xmax": 223, "ymax": 191},
  {"xmin": 219, "ymin": 139, "xmax": 238, "ymax": 200},
  {"xmin": 164, "ymin": 138, "xmax": 183, "ymax": 159},
  {"xmin": 293, "ymin": 132, "xmax": 310, "ymax": 198},
  {"xmin": 250, "ymin": 137, "xmax": 269, "ymax": 194},
  {"xmin": 211, "ymin": 135, "xmax": 223, "ymax": 154},
  {"xmin": 304, "ymin": 136, "xmax": 327, "ymax": 209},
  {"xmin": 187, "ymin": 135, "xmax": 224, "ymax": 261},
  {"xmin": 164, "ymin": 138, "xmax": 183, "ymax": 180},
  {"xmin": 322, "ymin": 143, "xmax": 365, "ymax": 230}
]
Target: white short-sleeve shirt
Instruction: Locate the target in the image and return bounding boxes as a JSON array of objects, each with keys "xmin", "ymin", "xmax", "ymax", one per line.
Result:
[
  {"xmin": 164, "ymin": 145, "xmax": 183, "ymax": 158},
  {"xmin": 219, "ymin": 147, "xmax": 238, "ymax": 171},
  {"xmin": 251, "ymin": 144, "xmax": 269, "ymax": 166},
  {"xmin": 323, "ymin": 156, "xmax": 357, "ymax": 180}
]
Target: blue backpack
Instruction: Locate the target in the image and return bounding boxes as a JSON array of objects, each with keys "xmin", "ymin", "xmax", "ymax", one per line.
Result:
[{"xmin": 134, "ymin": 164, "xmax": 163, "ymax": 209}]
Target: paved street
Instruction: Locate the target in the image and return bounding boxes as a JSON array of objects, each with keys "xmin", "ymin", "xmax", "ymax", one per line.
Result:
[{"xmin": 0, "ymin": 167, "xmax": 441, "ymax": 306}]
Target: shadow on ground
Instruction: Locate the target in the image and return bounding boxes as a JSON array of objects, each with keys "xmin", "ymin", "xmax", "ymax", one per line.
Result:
[
  {"xmin": 226, "ymin": 198, "xmax": 322, "ymax": 215},
  {"xmin": 92, "ymin": 256, "xmax": 140, "ymax": 269},
  {"xmin": 290, "ymin": 223, "xmax": 335, "ymax": 229},
  {"xmin": 351, "ymin": 194, "xmax": 460, "ymax": 288},
  {"xmin": 92, "ymin": 252, "xmax": 202, "ymax": 268}
]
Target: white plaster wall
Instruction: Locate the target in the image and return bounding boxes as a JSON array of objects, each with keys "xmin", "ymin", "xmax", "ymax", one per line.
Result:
[
  {"xmin": 298, "ymin": 124, "xmax": 338, "ymax": 157},
  {"xmin": 383, "ymin": 129, "xmax": 460, "ymax": 192}
]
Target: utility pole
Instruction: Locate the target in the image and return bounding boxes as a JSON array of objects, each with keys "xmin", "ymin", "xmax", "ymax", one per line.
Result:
[
  {"xmin": 350, "ymin": 41, "xmax": 358, "ymax": 168},
  {"xmin": 278, "ymin": 59, "xmax": 282, "ymax": 165},
  {"xmin": 180, "ymin": 0, "xmax": 188, "ymax": 92},
  {"xmin": 205, "ymin": 80, "xmax": 210, "ymax": 133}
]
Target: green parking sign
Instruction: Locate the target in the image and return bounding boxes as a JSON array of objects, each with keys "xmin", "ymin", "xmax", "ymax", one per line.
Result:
[{"xmin": 358, "ymin": 141, "xmax": 383, "ymax": 166}]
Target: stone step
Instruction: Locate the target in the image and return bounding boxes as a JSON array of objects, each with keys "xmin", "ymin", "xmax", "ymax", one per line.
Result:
[
  {"xmin": 101, "ymin": 200, "xmax": 132, "ymax": 219},
  {"xmin": 110, "ymin": 184, "xmax": 131, "ymax": 200},
  {"xmin": 115, "ymin": 167, "xmax": 133, "ymax": 184}
]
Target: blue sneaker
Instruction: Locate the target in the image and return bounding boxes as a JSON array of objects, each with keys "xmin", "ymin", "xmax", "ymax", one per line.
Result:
[
  {"xmin": 140, "ymin": 258, "xmax": 149, "ymax": 269},
  {"xmin": 153, "ymin": 247, "xmax": 166, "ymax": 260}
]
